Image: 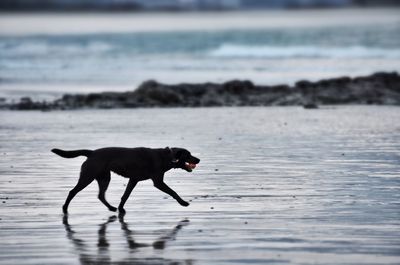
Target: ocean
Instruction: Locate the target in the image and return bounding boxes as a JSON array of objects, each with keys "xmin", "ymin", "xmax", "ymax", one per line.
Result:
[{"xmin": 0, "ymin": 9, "xmax": 400, "ymax": 100}]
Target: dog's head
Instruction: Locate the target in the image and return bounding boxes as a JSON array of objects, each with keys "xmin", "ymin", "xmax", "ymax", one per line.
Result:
[{"xmin": 169, "ymin": 147, "xmax": 200, "ymax": 172}]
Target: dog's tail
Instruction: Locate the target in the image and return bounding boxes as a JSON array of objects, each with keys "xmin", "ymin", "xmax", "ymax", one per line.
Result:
[{"xmin": 51, "ymin": 148, "xmax": 93, "ymax": 158}]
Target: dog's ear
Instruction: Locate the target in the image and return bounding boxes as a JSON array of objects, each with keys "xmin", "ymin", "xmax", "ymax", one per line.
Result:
[{"xmin": 168, "ymin": 147, "xmax": 181, "ymax": 163}]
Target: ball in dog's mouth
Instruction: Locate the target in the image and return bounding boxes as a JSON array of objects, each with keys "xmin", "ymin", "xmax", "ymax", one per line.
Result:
[{"xmin": 185, "ymin": 162, "xmax": 197, "ymax": 171}]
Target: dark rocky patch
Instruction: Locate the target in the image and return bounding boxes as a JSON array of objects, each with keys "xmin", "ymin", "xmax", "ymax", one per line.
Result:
[{"xmin": 2, "ymin": 72, "xmax": 400, "ymax": 111}]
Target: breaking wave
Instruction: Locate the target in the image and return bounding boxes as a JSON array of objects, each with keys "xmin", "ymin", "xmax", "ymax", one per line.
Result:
[{"xmin": 209, "ymin": 44, "xmax": 400, "ymax": 59}]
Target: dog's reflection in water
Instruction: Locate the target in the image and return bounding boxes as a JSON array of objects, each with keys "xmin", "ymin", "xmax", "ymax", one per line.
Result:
[{"xmin": 63, "ymin": 214, "xmax": 191, "ymax": 265}]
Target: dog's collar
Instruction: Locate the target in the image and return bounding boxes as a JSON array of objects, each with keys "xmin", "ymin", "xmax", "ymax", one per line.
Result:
[{"xmin": 167, "ymin": 147, "xmax": 179, "ymax": 163}]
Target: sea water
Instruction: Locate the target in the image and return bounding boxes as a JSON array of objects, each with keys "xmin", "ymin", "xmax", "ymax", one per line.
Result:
[{"xmin": 0, "ymin": 9, "xmax": 400, "ymax": 100}]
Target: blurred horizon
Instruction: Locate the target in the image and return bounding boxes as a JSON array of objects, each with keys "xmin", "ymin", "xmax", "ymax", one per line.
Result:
[{"xmin": 1, "ymin": 0, "xmax": 399, "ymax": 12}]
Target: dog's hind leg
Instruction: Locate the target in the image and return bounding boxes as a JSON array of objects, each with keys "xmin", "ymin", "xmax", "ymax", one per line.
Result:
[
  {"xmin": 96, "ymin": 172, "xmax": 117, "ymax": 212},
  {"xmin": 63, "ymin": 161, "xmax": 95, "ymax": 214}
]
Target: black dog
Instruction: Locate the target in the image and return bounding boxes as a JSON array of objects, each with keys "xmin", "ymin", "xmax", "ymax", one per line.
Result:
[{"xmin": 51, "ymin": 147, "xmax": 200, "ymax": 214}]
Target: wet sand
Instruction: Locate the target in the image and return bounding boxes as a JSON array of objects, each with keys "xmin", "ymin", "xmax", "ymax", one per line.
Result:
[{"xmin": 0, "ymin": 106, "xmax": 399, "ymax": 264}]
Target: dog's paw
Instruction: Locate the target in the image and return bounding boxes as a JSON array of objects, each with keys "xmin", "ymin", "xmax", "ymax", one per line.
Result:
[
  {"xmin": 180, "ymin": 201, "xmax": 190, "ymax": 207},
  {"xmin": 118, "ymin": 207, "xmax": 126, "ymax": 215}
]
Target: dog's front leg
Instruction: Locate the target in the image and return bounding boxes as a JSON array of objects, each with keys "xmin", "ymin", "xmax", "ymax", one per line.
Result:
[
  {"xmin": 153, "ymin": 180, "xmax": 189, "ymax": 207},
  {"xmin": 118, "ymin": 178, "xmax": 138, "ymax": 214}
]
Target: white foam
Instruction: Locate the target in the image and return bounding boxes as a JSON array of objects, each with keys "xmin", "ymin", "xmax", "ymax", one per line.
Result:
[{"xmin": 209, "ymin": 44, "xmax": 400, "ymax": 59}]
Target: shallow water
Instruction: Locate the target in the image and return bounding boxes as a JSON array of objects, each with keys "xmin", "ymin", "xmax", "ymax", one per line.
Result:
[{"xmin": 0, "ymin": 106, "xmax": 399, "ymax": 264}]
